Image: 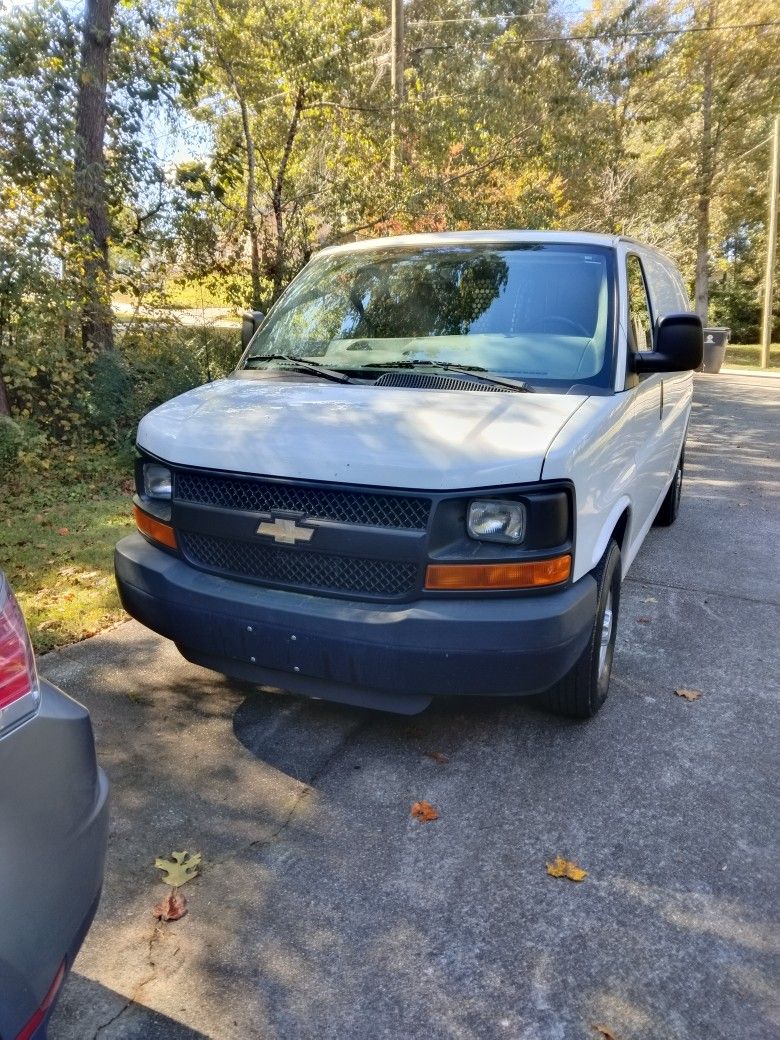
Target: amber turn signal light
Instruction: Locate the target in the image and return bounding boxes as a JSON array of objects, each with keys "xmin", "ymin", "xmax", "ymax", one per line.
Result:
[
  {"xmin": 133, "ymin": 504, "xmax": 178, "ymax": 550},
  {"xmin": 425, "ymin": 554, "xmax": 572, "ymax": 591}
]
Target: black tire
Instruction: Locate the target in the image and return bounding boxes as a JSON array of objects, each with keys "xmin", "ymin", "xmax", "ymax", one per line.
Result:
[
  {"xmin": 654, "ymin": 446, "xmax": 684, "ymax": 527},
  {"xmin": 539, "ymin": 539, "xmax": 622, "ymax": 719}
]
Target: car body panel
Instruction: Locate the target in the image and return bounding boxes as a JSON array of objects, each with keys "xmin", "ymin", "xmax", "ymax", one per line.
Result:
[
  {"xmin": 137, "ymin": 377, "xmax": 587, "ymax": 490},
  {"xmin": 0, "ymin": 678, "xmax": 109, "ymax": 1040},
  {"xmin": 542, "ymin": 239, "xmax": 694, "ymax": 582}
]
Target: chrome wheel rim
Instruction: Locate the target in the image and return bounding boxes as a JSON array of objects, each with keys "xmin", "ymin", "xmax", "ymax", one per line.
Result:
[{"xmin": 598, "ymin": 591, "xmax": 614, "ymax": 679}]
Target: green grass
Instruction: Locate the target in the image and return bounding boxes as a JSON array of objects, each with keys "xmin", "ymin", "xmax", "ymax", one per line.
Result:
[
  {"xmin": 723, "ymin": 343, "xmax": 780, "ymax": 369},
  {"xmin": 0, "ymin": 448, "xmax": 135, "ymax": 653}
]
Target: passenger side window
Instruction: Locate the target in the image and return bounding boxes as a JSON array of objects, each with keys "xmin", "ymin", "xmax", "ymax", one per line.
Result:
[
  {"xmin": 641, "ymin": 252, "xmax": 689, "ymax": 318},
  {"xmin": 626, "ymin": 255, "xmax": 653, "ymax": 352}
]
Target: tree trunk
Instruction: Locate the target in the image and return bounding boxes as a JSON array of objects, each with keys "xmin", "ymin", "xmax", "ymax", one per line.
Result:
[
  {"xmin": 270, "ymin": 88, "xmax": 305, "ymax": 301},
  {"xmin": 0, "ymin": 371, "xmax": 10, "ymax": 417},
  {"xmin": 74, "ymin": 0, "xmax": 116, "ymax": 355},
  {"xmin": 0, "ymin": 287, "xmax": 11, "ymax": 416},
  {"xmin": 239, "ymin": 97, "xmax": 263, "ymax": 309},
  {"xmin": 694, "ymin": 3, "xmax": 715, "ymax": 323},
  {"xmin": 694, "ymin": 189, "xmax": 711, "ymax": 322}
]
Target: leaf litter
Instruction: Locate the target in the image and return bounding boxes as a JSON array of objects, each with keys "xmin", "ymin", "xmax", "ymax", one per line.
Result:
[
  {"xmin": 154, "ymin": 850, "xmax": 202, "ymax": 887},
  {"xmin": 411, "ymin": 801, "xmax": 439, "ymax": 823},
  {"xmin": 153, "ymin": 889, "xmax": 188, "ymax": 922},
  {"xmin": 546, "ymin": 857, "xmax": 588, "ymax": 882},
  {"xmin": 674, "ymin": 687, "xmax": 702, "ymax": 701}
]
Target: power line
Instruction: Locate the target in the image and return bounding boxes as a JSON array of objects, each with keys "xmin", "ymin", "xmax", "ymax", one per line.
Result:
[
  {"xmin": 408, "ymin": 19, "xmax": 780, "ymax": 44},
  {"xmin": 518, "ymin": 20, "xmax": 780, "ymax": 43}
]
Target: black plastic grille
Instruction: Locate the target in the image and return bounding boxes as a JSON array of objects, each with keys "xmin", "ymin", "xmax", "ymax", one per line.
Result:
[
  {"xmin": 179, "ymin": 531, "xmax": 418, "ymax": 597},
  {"xmin": 375, "ymin": 371, "xmax": 513, "ymax": 393},
  {"xmin": 175, "ymin": 472, "xmax": 430, "ymax": 531}
]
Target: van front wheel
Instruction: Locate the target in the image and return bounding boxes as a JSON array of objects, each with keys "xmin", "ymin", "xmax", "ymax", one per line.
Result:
[
  {"xmin": 654, "ymin": 446, "xmax": 684, "ymax": 527},
  {"xmin": 539, "ymin": 540, "xmax": 622, "ymax": 719}
]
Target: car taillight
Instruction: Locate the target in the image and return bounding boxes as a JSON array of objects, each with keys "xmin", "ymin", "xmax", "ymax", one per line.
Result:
[
  {"xmin": 0, "ymin": 576, "xmax": 38, "ymax": 713},
  {"xmin": 15, "ymin": 959, "xmax": 66, "ymax": 1040}
]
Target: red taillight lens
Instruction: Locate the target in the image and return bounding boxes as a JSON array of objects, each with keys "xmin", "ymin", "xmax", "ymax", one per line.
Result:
[
  {"xmin": 0, "ymin": 577, "xmax": 37, "ymax": 710},
  {"xmin": 15, "ymin": 959, "xmax": 66, "ymax": 1040}
]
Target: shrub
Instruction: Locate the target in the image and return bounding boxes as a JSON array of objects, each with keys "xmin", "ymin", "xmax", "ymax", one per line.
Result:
[{"xmin": 0, "ymin": 415, "xmax": 24, "ymax": 472}]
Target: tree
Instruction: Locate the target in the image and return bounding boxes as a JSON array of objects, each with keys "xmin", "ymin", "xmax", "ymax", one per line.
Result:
[
  {"xmin": 74, "ymin": 0, "xmax": 117, "ymax": 353},
  {"xmin": 641, "ymin": 0, "xmax": 780, "ymax": 319}
]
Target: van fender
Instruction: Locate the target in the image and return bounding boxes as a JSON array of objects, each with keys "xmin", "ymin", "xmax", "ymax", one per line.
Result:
[{"xmin": 590, "ymin": 496, "xmax": 631, "ymax": 574}]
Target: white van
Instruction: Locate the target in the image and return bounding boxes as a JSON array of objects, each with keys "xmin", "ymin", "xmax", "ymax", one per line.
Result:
[{"xmin": 115, "ymin": 231, "xmax": 702, "ymax": 717}]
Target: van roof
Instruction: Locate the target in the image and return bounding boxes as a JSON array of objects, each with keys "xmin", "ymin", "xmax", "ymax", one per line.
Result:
[{"xmin": 317, "ymin": 229, "xmax": 662, "ymax": 257}]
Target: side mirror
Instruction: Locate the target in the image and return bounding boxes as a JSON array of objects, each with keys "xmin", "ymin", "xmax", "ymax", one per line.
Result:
[
  {"xmin": 634, "ymin": 313, "xmax": 703, "ymax": 374},
  {"xmin": 241, "ymin": 310, "xmax": 265, "ymax": 350}
]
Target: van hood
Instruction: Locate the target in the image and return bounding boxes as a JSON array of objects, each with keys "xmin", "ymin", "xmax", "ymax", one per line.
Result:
[{"xmin": 137, "ymin": 374, "xmax": 586, "ymax": 490}]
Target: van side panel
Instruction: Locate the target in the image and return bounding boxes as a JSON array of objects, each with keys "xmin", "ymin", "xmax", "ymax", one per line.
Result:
[{"xmin": 541, "ymin": 394, "xmax": 636, "ymax": 581}]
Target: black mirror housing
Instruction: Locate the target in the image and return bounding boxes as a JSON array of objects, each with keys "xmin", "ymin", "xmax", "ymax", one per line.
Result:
[
  {"xmin": 634, "ymin": 312, "xmax": 703, "ymax": 374},
  {"xmin": 241, "ymin": 310, "xmax": 265, "ymax": 350}
]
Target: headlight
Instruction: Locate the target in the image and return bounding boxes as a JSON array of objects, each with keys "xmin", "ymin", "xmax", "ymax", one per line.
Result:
[
  {"xmin": 467, "ymin": 499, "xmax": 526, "ymax": 544},
  {"xmin": 143, "ymin": 463, "xmax": 172, "ymax": 499}
]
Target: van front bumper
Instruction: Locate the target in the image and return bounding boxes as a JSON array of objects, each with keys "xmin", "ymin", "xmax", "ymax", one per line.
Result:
[{"xmin": 115, "ymin": 534, "xmax": 597, "ymax": 713}]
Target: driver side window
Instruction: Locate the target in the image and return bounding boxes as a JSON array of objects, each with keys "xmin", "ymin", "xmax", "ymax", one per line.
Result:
[{"xmin": 626, "ymin": 255, "xmax": 653, "ymax": 352}]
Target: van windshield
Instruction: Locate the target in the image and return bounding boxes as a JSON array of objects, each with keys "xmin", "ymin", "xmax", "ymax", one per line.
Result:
[{"xmin": 243, "ymin": 243, "xmax": 616, "ymax": 388}]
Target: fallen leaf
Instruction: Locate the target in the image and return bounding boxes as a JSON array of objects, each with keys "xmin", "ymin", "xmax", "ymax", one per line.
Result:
[
  {"xmin": 154, "ymin": 850, "xmax": 202, "ymax": 887},
  {"xmin": 411, "ymin": 801, "xmax": 439, "ymax": 823},
  {"xmin": 426, "ymin": 751, "xmax": 449, "ymax": 764},
  {"xmin": 546, "ymin": 856, "xmax": 588, "ymax": 882},
  {"xmin": 57, "ymin": 527, "xmax": 69, "ymax": 536},
  {"xmin": 636, "ymin": 616, "xmax": 651, "ymax": 624},
  {"xmin": 153, "ymin": 889, "xmax": 188, "ymax": 922},
  {"xmin": 36, "ymin": 620, "xmax": 58, "ymax": 631},
  {"xmin": 674, "ymin": 687, "xmax": 702, "ymax": 701},
  {"xmin": 593, "ymin": 1027, "xmax": 619, "ymax": 1040}
]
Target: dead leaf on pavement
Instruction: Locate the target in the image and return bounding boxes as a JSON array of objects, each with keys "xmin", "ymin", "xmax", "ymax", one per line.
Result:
[
  {"xmin": 636, "ymin": 616, "xmax": 651, "ymax": 624},
  {"xmin": 426, "ymin": 751, "xmax": 449, "ymax": 764},
  {"xmin": 411, "ymin": 801, "xmax": 439, "ymax": 823},
  {"xmin": 674, "ymin": 687, "xmax": 702, "ymax": 701},
  {"xmin": 153, "ymin": 889, "xmax": 188, "ymax": 922},
  {"xmin": 154, "ymin": 850, "xmax": 202, "ymax": 887},
  {"xmin": 593, "ymin": 1027, "xmax": 619, "ymax": 1040},
  {"xmin": 546, "ymin": 856, "xmax": 588, "ymax": 882}
]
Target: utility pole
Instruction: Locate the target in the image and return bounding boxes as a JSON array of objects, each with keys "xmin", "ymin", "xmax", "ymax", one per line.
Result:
[
  {"xmin": 390, "ymin": 0, "xmax": 404, "ymax": 173},
  {"xmin": 760, "ymin": 114, "xmax": 779, "ymax": 368}
]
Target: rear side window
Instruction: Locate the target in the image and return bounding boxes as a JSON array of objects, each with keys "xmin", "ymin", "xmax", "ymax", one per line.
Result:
[
  {"xmin": 626, "ymin": 255, "xmax": 653, "ymax": 351},
  {"xmin": 640, "ymin": 251, "xmax": 690, "ymax": 316}
]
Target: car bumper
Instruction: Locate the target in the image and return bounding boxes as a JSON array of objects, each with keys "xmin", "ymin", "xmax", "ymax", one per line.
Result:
[
  {"xmin": 115, "ymin": 533, "xmax": 597, "ymax": 713},
  {"xmin": 0, "ymin": 681, "xmax": 109, "ymax": 1040}
]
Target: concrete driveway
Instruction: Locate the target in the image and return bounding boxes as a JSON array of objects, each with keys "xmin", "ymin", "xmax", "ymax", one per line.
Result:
[{"xmin": 47, "ymin": 374, "xmax": 779, "ymax": 1040}]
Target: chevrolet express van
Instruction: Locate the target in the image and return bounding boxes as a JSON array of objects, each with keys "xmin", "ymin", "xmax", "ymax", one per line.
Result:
[{"xmin": 115, "ymin": 231, "xmax": 702, "ymax": 717}]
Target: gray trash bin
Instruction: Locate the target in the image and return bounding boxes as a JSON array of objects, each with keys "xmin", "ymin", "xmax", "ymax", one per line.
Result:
[{"xmin": 701, "ymin": 327, "xmax": 730, "ymax": 373}]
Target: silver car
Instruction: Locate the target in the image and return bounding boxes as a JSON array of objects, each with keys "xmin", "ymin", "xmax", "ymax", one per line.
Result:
[{"xmin": 0, "ymin": 571, "xmax": 109, "ymax": 1039}]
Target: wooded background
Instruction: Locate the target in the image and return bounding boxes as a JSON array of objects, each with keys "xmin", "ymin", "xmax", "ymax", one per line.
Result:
[{"xmin": 0, "ymin": 0, "xmax": 778, "ymax": 456}]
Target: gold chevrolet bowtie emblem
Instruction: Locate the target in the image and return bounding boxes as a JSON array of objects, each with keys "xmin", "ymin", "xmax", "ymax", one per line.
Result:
[{"xmin": 256, "ymin": 516, "xmax": 315, "ymax": 545}]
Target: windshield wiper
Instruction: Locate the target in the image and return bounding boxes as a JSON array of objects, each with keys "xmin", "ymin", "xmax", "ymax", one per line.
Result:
[
  {"xmin": 363, "ymin": 359, "xmax": 534, "ymax": 393},
  {"xmin": 245, "ymin": 354, "xmax": 356, "ymax": 384}
]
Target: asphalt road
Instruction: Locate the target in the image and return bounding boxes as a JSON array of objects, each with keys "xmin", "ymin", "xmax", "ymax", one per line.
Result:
[{"xmin": 47, "ymin": 373, "xmax": 779, "ymax": 1040}]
